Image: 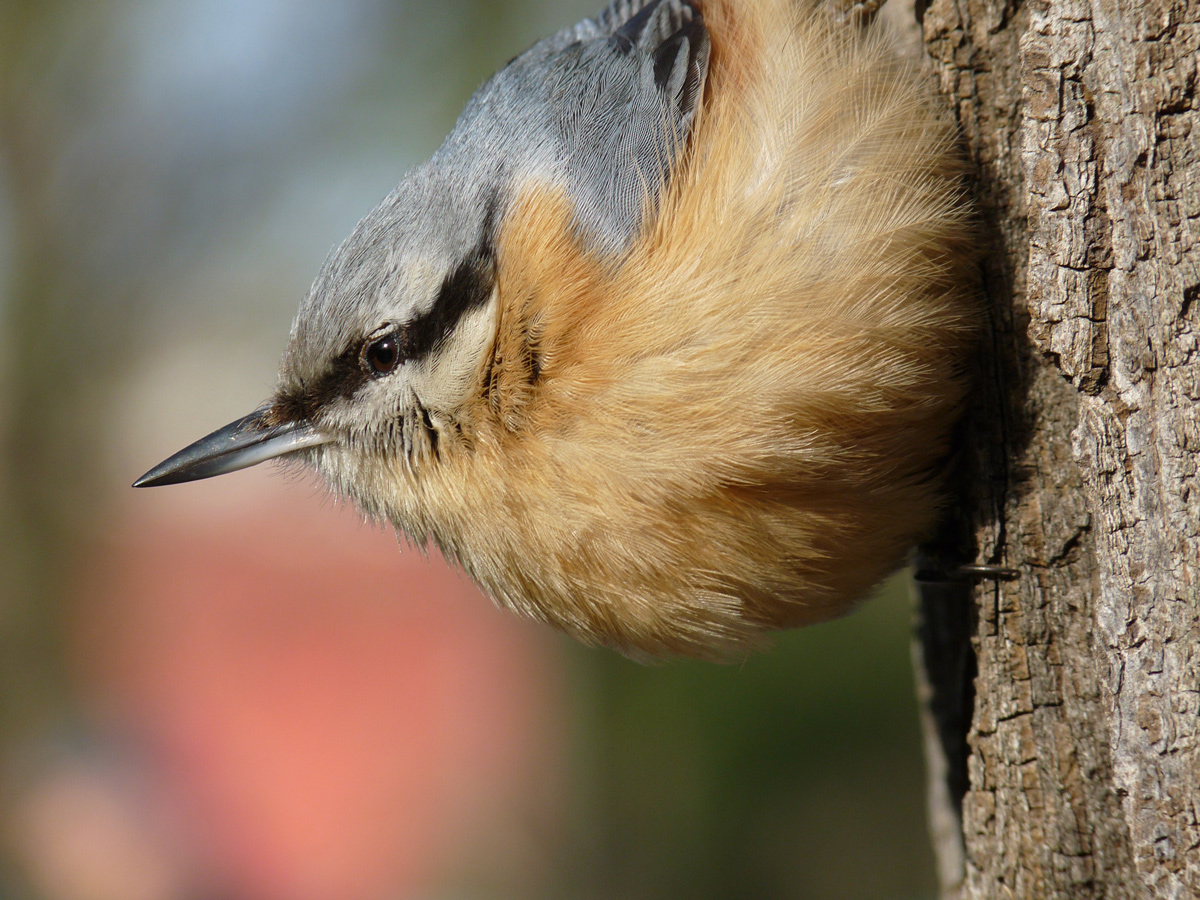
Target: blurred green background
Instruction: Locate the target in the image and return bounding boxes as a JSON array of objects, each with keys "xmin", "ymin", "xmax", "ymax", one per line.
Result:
[{"xmin": 0, "ymin": 1, "xmax": 937, "ymax": 898}]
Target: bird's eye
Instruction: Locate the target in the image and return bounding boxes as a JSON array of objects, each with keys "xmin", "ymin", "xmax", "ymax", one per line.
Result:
[{"xmin": 364, "ymin": 334, "xmax": 400, "ymax": 376}]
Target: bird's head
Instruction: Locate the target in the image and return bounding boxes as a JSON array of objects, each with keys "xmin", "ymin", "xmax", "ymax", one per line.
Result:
[
  {"xmin": 133, "ymin": 162, "xmax": 505, "ymax": 516},
  {"xmin": 272, "ymin": 167, "xmax": 502, "ymax": 496},
  {"xmin": 134, "ymin": 0, "xmax": 708, "ymax": 504}
]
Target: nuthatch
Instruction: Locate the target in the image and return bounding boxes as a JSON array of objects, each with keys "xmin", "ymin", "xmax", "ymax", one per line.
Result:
[{"xmin": 136, "ymin": 0, "xmax": 976, "ymax": 658}]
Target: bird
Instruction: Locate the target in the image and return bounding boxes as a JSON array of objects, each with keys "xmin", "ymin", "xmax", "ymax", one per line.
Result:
[{"xmin": 135, "ymin": 0, "xmax": 978, "ymax": 660}]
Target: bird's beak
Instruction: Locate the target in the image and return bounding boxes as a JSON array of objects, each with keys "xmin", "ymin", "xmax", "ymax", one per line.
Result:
[{"xmin": 133, "ymin": 405, "xmax": 332, "ymax": 488}]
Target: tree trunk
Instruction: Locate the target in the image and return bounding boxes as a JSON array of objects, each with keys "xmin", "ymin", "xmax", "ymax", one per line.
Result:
[{"xmin": 912, "ymin": 0, "xmax": 1200, "ymax": 897}]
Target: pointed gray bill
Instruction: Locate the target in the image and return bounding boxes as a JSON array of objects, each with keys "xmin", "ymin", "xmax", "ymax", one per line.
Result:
[{"xmin": 133, "ymin": 406, "xmax": 332, "ymax": 488}]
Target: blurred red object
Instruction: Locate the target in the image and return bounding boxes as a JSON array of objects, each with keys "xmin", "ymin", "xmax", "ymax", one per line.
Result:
[{"xmin": 73, "ymin": 473, "xmax": 567, "ymax": 900}]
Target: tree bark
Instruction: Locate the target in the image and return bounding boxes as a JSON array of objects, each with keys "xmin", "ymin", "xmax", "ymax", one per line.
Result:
[{"xmin": 913, "ymin": 0, "xmax": 1200, "ymax": 897}]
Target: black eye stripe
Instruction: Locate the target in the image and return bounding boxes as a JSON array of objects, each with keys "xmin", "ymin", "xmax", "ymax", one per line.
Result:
[
  {"xmin": 276, "ymin": 250, "xmax": 496, "ymax": 416},
  {"xmin": 353, "ymin": 244, "xmax": 495, "ymax": 382},
  {"xmin": 274, "ymin": 343, "xmax": 367, "ymax": 424},
  {"xmin": 275, "ymin": 197, "xmax": 501, "ymax": 420},
  {"xmin": 401, "ymin": 244, "xmax": 496, "ymax": 362}
]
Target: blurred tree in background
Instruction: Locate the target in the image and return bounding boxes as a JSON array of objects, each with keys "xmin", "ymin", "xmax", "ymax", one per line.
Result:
[{"xmin": 0, "ymin": 2, "xmax": 938, "ymax": 898}]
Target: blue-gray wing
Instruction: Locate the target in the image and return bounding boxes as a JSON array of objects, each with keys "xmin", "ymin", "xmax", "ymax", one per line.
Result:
[
  {"xmin": 547, "ymin": 0, "xmax": 710, "ymax": 256},
  {"xmin": 546, "ymin": 0, "xmax": 699, "ymax": 48},
  {"xmin": 434, "ymin": 1, "xmax": 709, "ymax": 259}
]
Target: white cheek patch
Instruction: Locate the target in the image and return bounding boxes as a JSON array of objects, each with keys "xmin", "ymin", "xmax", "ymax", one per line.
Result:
[{"xmin": 416, "ymin": 290, "xmax": 499, "ymax": 412}]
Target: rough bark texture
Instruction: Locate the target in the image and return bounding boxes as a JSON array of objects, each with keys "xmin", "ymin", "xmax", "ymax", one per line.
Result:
[{"xmin": 915, "ymin": 0, "xmax": 1200, "ymax": 897}]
